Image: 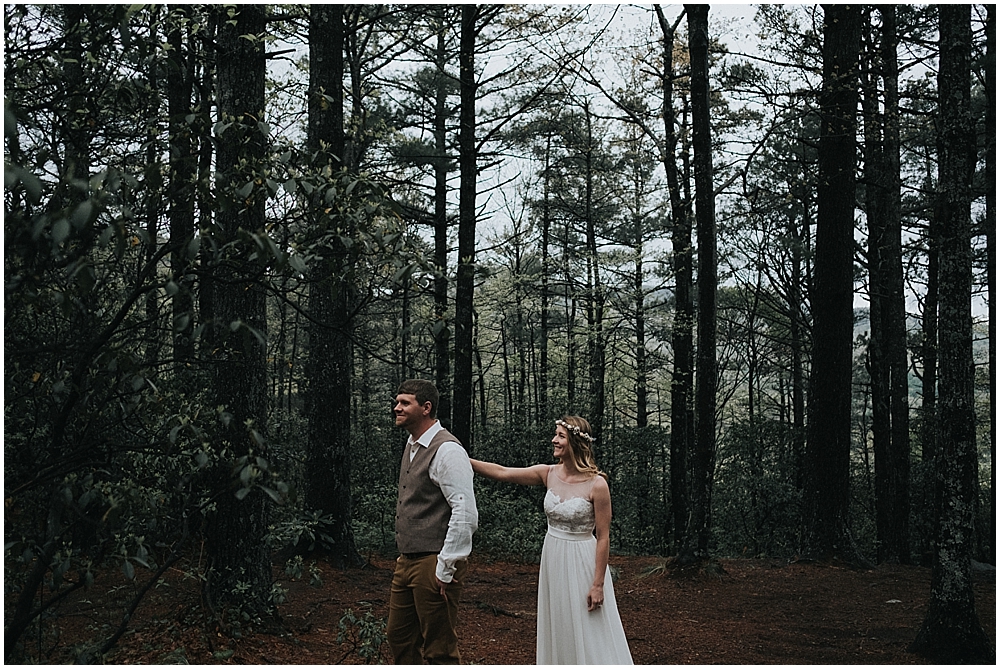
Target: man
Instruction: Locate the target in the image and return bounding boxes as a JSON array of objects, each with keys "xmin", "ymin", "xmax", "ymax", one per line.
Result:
[{"xmin": 388, "ymin": 379, "xmax": 478, "ymax": 664}]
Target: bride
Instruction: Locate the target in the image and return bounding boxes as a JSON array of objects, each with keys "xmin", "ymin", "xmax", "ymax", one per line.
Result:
[{"xmin": 471, "ymin": 416, "xmax": 633, "ymax": 665}]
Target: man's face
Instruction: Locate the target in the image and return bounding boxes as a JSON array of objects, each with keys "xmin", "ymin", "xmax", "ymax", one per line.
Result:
[{"xmin": 394, "ymin": 393, "xmax": 428, "ymax": 430}]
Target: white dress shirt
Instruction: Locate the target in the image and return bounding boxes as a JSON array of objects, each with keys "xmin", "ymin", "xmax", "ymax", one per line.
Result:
[{"xmin": 407, "ymin": 420, "xmax": 478, "ymax": 582}]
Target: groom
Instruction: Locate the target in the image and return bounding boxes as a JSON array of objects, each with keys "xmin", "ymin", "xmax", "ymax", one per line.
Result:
[{"xmin": 388, "ymin": 379, "xmax": 478, "ymax": 664}]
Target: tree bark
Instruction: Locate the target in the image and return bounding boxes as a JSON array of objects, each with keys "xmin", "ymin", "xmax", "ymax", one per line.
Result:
[
  {"xmin": 205, "ymin": 3, "xmax": 273, "ymax": 617},
  {"xmin": 452, "ymin": 4, "xmax": 478, "ymax": 447},
  {"xmin": 788, "ymin": 159, "xmax": 809, "ymax": 494},
  {"xmin": 432, "ymin": 15, "xmax": 453, "ymax": 429},
  {"xmin": 920, "ymin": 217, "xmax": 940, "ymax": 457},
  {"xmin": 539, "ymin": 135, "xmax": 552, "ymax": 420},
  {"xmin": 59, "ymin": 6, "xmax": 90, "ymax": 204},
  {"xmin": 582, "ymin": 100, "xmax": 607, "ymax": 442},
  {"xmin": 985, "ymin": 3, "xmax": 996, "ymax": 568},
  {"xmin": 303, "ymin": 3, "xmax": 363, "ymax": 567},
  {"xmin": 681, "ymin": 3, "xmax": 716, "ymax": 563},
  {"xmin": 167, "ymin": 6, "xmax": 197, "ymax": 378},
  {"xmin": 803, "ymin": 4, "xmax": 862, "ymax": 562},
  {"xmin": 862, "ymin": 5, "xmax": 910, "ymax": 565},
  {"xmin": 142, "ymin": 6, "xmax": 163, "ymax": 367},
  {"xmin": 879, "ymin": 4, "xmax": 910, "ymax": 568},
  {"xmin": 634, "ymin": 225, "xmax": 648, "ymax": 429},
  {"xmin": 565, "ymin": 231, "xmax": 578, "ymax": 410},
  {"xmin": 196, "ymin": 12, "xmax": 217, "ymax": 356},
  {"xmin": 915, "ymin": 162, "xmax": 941, "ymax": 565},
  {"xmin": 910, "ymin": 6, "xmax": 993, "ymax": 662},
  {"xmin": 654, "ymin": 4, "xmax": 692, "ymax": 551}
]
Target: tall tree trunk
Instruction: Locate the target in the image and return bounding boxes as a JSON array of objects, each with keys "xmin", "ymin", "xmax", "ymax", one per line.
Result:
[
  {"xmin": 304, "ymin": 4, "xmax": 362, "ymax": 567},
  {"xmin": 399, "ymin": 281, "xmax": 411, "ymax": 380},
  {"xmin": 880, "ymin": 4, "xmax": 910, "ymax": 568},
  {"xmin": 914, "ymin": 149, "xmax": 942, "ymax": 568},
  {"xmin": 205, "ymin": 3, "xmax": 273, "ymax": 617},
  {"xmin": 565, "ymin": 234, "xmax": 577, "ymax": 410},
  {"xmin": 985, "ymin": 3, "xmax": 996, "ymax": 567},
  {"xmin": 141, "ymin": 7, "xmax": 163, "ymax": 367},
  {"xmin": 539, "ymin": 135, "xmax": 552, "ymax": 420},
  {"xmin": 921, "ymin": 158, "xmax": 940, "ymax": 466},
  {"xmin": 681, "ymin": 3, "xmax": 716, "ymax": 563},
  {"xmin": 654, "ymin": 4, "xmax": 692, "ymax": 551},
  {"xmin": 452, "ymin": 3, "xmax": 478, "ymax": 447},
  {"xmin": 803, "ymin": 4, "xmax": 862, "ymax": 562},
  {"xmin": 60, "ymin": 6, "xmax": 90, "ymax": 204},
  {"xmin": 635, "ymin": 239, "xmax": 648, "ymax": 429},
  {"xmin": 515, "ymin": 286, "xmax": 528, "ymax": 422},
  {"xmin": 501, "ymin": 318, "xmax": 512, "ymax": 420},
  {"xmin": 582, "ymin": 101, "xmax": 607, "ymax": 442},
  {"xmin": 788, "ymin": 155, "xmax": 810, "ymax": 494},
  {"xmin": 863, "ymin": 5, "xmax": 909, "ymax": 565},
  {"xmin": 433, "ymin": 18, "xmax": 453, "ymax": 429},
  {"xmin": 167, "ymin": 6, "xmax": 197, "ymax": 379},
  {"xmin": 196, "ymin": 13, "xmax": 217, "ymax": 356},
  {"xmin": 911, "ymin": 7, "xmax": 994, "ymax": 662},
  {"xmin": 475, "ymin": 325, "xmax": 488, "ymax": 430},
  {"xmin": 274, "ymin": 239, "xmax": 290, "ymax": 412}
]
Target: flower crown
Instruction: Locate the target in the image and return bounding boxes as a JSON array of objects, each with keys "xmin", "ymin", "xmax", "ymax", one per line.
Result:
[{"xmin": 556, "ymin": 419, "xmax": 596, "ymax": 444}]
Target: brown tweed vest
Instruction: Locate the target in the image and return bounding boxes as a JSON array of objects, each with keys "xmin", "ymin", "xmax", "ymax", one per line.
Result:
[{"xmin": 394, "ymin": 426, "xmax": 461, "ymax": 554}]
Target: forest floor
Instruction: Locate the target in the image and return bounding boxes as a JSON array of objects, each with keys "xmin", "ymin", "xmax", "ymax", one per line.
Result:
[{"xmin": 47, "ymin": 552, "xmax": 995, "ymax": 665}]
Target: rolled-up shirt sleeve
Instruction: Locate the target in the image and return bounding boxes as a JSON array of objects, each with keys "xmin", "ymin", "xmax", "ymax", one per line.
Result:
[{"xmin": 428, "ymin": 441, "xmax": 479, "ymax": 583}]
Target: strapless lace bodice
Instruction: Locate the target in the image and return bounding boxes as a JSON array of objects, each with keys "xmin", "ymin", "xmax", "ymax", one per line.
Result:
[
  {"xmin": 544, "ymin": 466, "xmax": 597, "ymax": 534},
  {"xmin": 544, "ymin": 489, "xmax": 595, "ymax": 533}
]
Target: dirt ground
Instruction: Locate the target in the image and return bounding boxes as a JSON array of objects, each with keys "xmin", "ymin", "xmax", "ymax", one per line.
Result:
[{"xmin": 80, "ymin": 552, "xmax": 996, "ymax": 665}]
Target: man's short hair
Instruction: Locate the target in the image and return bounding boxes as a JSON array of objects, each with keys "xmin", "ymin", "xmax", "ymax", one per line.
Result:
[{"xmin": 396, "ymin": 379, "xmax": 439, "ymax": 418}]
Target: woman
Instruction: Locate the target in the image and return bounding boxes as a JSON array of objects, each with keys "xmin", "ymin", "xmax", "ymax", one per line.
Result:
[{"xmin": 471, "ymin": 416, "xmax": 633, "ymax": 665}]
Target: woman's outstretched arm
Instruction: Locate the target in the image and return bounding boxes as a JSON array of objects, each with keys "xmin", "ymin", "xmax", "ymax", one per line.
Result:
[{"xmin": 470, "ymin": 460, "xmax": 548, "ymax": 486}]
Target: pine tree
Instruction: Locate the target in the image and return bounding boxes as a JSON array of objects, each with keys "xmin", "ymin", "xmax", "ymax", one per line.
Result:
[{"xmin": 910, "ymin": 6, "xmax": 994, "ymax": 662}]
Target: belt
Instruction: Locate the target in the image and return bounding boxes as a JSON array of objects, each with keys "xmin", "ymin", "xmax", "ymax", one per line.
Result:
[
  {"xmin": 547, "ymin": 526, "xmax": 595, "ymax": 542},
  {"xmin": 401, "ymin": 551, "xmax": 438, "ymax": 560}
]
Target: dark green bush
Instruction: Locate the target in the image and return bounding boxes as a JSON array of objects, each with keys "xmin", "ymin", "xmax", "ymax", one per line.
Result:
[{"xmin": 712, "ymin": 418, "xmax": 803, "ymax": 558}]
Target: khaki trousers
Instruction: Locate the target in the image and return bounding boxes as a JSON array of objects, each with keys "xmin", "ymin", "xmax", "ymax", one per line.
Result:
[{"xmin": 387, "ymin": 554, "xmax": 467, "ymax": 664}]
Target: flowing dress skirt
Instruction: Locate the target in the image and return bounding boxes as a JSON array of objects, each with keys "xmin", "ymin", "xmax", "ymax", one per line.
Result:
[{"xmin": 536, "ymin": 526, "xmax": 633, "ymax": 665}]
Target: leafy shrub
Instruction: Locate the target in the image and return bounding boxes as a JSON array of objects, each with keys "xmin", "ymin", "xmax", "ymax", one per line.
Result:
[
  {"xmin": 472, "ymin": 482, "xmax": 547, "ymax": 560},
  {"xmin": 712, "ymin": 418, "xmax": 803, "ymax": 558},
  {"xmin": 337, "ymin": 606, "xmax": 388, "ymax": 664}
]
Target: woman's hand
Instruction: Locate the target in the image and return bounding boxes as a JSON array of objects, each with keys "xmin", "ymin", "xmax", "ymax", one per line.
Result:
[{"xmin": 587, "ymin": 583, "xmax": 605, "ymax": 612}]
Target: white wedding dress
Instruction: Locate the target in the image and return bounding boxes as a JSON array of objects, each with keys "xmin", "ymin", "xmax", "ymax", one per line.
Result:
[{"xmin": 536, "ymin": 467, "xmax": 633, "ymax": 665}]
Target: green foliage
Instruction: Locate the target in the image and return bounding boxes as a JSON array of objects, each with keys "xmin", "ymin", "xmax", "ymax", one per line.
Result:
[
  {"xmin": 349, "ymin": 416, "xmax": 404, "ymax": 553},
  {"xmin": 271, "ymin": 581, "xmax": 289, "ymax": 606},
  {"xmin": 5, "ymin": 10, "xmax": 411, "ymax": 646},
  {"xmin": 712, "ymin": 418, "xmax": 803, "ymax": 558},
  {"xmin": 468, "ymin": 426, "xmax": 550, "ymax": 558},
  {"xmin": 352, "ymin": 481, "xmax": 399, "ymax": 554},
  {"xmin": 337, "ymin": 606, "xmax": 389, "ymax": 664},
  {"xmin": 472, "ymin": 483, "xmax": 547, "ymax": 559},
  {"xmin": 269, "ymin": 511, "xmax": 338, "ymax": 553},
  {"xmin": 848, "ymin": 437, "xmax": 878, "ymax": 563},
  {"xmin": 594, "ymin": 426, "xmax": 671, "ymax": 555}
]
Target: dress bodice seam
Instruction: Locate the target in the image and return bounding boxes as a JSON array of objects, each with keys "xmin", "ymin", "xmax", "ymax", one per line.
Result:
[
  {"xmin": 551, "ymin": 464, "xmax": 595, "ymax": 484},
  {"xmin": 545, "ymin": 488, "xmax": 594, "ymax": 505}
]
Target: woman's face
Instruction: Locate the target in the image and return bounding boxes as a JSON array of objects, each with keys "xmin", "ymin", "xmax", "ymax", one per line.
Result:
[{"xmin": 551, "ymin": 425, "xmax": 570, "ymax": 460}]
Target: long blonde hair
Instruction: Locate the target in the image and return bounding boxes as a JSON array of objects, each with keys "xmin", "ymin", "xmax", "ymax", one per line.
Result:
[{"xmin": 555, "ymin": 415, "xmax": 606, "ymax": 480}]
